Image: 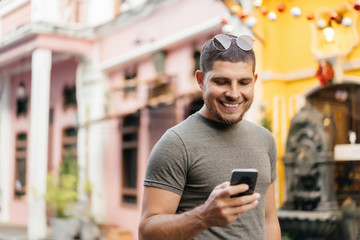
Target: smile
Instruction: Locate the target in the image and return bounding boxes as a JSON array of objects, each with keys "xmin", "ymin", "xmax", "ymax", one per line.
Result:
[
  {"xmin": 223, "ymin": 102, "xmax": 238, "ymax": 108},
  {"xmin": 221, "ymin": 101, "xmax": 242, "ymax": 108}
]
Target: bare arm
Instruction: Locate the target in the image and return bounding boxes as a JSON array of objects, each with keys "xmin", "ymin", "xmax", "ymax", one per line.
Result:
[
  {"xmin": 139, "ymin": 182, "xmax": 260, "ymax": 240},
  {"xmin": 265, "ymin": 182, "xmax": 281, "ymax": 240}
]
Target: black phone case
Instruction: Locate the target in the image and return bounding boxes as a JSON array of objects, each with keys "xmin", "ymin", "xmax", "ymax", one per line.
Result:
[{"xmin": 230, "ymin": 170, "xmax": 258, "ymax": 198}]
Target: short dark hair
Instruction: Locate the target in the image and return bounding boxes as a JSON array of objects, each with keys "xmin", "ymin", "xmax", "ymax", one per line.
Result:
[{"xmin": 199, "ymin": 34, "xmax": 256, "ymax": 74}]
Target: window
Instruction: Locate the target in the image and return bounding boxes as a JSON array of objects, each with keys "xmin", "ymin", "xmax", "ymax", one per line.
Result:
[
  {"xmin": 16, "ymin": 82, "xmax": 28, "ymax": 117},
  {"xmin": 193, "ymin": 51, "xmax": 201, "ymax": 74},
  {"xmin": 14, "ymin": 132, "xmax": 27, "ymax": 198},
  {"xmin": 62, "ymin": 127, "xmax": 78, "ymax": 161},
  {"xmin": 63, "ymin": 85, "xmax": 77, "ymax": 109},
  {"xmin": 124, "ymin": 65, "xmax": 137, "ymax": 97},
  {"xmin": 16, "ymin": 96, "xmax": 28, "ymax": 117},
  {"xmin": 151, "ymin": 51, "xmax": 166, "ymax": 74},
  {"xmin": 121, "ymin": 113, "xmax": 139, "ymax": 205}
]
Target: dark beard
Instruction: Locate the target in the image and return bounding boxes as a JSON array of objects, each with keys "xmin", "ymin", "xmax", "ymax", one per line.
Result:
[{"xmin": 204, "ymin": 99, "xmax": 245, "ymax": 125}]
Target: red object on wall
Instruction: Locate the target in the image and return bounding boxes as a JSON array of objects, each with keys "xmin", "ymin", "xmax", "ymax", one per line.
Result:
[
  {"xmin": 315, "ymin": 61, "xmax": 334, "ymax": 87},
  {"xmin": 329, "ymin": 11, "xmax": 340, "ymax": 21},
  {"xmin": 353, "ymin": 0, "xmax": 360, "ymax": 11},
  {"xmin": 277, "ymin": 3, "xmax": 286, "ymax": 12},
  {"xmin": 261, "ymin": 6, "xmax": 268, "ymax": 15},
  {"xmin": 307, "ymin": 12, "xmax": 314, "ymax": 20}
]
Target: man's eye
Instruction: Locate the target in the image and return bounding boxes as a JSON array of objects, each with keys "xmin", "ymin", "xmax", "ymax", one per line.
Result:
[
  {"xmin": 240, "ymin": 80, "xmax": 251, "ymax": 85},
  {"xmin": 214, "ymin": 79, "xmax": 227, "ymax": 85}
]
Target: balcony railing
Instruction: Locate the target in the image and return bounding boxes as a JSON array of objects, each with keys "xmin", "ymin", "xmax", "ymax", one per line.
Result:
[
  {"xmin": 0, "ymin": 0, "xmax": 87, "ymax": 38},
  {"xmin": 1, "ymin": 1, "xmax": 30, "ymax": 36}
]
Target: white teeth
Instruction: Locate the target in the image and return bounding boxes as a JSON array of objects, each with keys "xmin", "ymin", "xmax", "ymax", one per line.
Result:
[{"xmin": 223, "ymin": 103, "xmax": 238, "ymax": 108}]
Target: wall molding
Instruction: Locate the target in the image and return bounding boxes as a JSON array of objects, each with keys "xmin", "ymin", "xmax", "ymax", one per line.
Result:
[
  {"xmin": 261, "ymin": 58, "xmax": 360, "ymax": 82},
  {"xmin": 99, "ymin": 17, "xmax": 222, "ymax": 72},
  {"xmin": 261, "ymin": 68, "xmax": 316, "ymax": 81}
]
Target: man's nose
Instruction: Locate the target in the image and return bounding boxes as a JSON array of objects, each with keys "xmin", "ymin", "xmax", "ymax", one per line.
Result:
[{"xmin": 225, "ymin": 84, "xmax": 240, "ymax": 99}]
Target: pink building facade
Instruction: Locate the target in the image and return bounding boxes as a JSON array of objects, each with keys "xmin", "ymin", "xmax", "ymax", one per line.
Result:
[{"xmin": 0, "ymin": 0, "xmax": 251, "ymax": 238}]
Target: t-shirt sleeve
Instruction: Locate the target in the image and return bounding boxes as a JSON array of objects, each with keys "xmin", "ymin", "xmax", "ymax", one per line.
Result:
[
  {"xmin": 144, "ymin": 129, "xmax": 188, "ymax": 196},
  {"xmin": 269, "ymin": 134, "xmax": 277, "ymax": 183}
]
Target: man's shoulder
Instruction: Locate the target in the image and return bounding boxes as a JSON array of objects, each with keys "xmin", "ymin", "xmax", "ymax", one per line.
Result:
[
  {"xmin": 169, "ymin": 113, "xmax": 202, "ymax": 133},
  {"xmin": 241, "ymin": 119, "xmax": 274, "ymax": 138}
]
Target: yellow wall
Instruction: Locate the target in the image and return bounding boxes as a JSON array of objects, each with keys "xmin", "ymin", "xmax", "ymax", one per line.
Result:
[
  {"xmin": 262, "ymin": 78, "xmax": 319, "ymax": 205},
  {"xmin": 257, "ymin": 0, "xmax": 360, "ymax": 73},
  {"xmin": 255, "ymin": 0, "xmax": 360, "ymax": 206},
  {"xmin": 223, "ymin": 0, "xmax": 360, "ymax": 206}
]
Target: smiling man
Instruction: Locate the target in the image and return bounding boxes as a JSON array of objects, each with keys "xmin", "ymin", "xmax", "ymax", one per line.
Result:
[
  {"xmin": 139, "ymin": 34, "xmax": 281, "ymax": 240},
  {"xmin": 198, "ymin": 60, "xmax": 256, "ymax": 125}
]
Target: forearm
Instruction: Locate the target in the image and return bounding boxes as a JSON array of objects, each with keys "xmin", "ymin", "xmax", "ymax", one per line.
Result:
[
  {"xmin": 265, "ymin": 217, "xmax": 281, "ymax": 240},
  {"xmin": 264, "ymin": 183, "xmax": 281, "ymax": 240},
  {"xmin": 139, "ymin": 207, "xmax": 208, "ymax": 240},
  {"xmin": 139, "ymin": 182, "xmax": 259, "ymax": 239}
]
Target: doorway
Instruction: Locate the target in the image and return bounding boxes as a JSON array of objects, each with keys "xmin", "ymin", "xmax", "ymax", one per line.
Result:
[{"xmin": 306, "ymin": 83, "xmax": 360, "ymax": 205}]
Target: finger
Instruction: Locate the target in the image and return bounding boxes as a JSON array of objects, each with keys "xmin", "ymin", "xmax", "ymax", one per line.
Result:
[
  {"xmin": 216, "ymin": 184, "xmax": 248, "ymax": 199},
  {"xmin": 214, "ymin": 181, "xmax": 230, "ymax": 190},
  {"xmin": 230, "ymin": 199, "xmax": 260, "ymax": 216},
  {"xmin": 227, "ymin": 184, "xmax": 249, "ymax": 197},
  {"xmin": 228, "ymin": 193, "xmax": 261, "ymax": 207}
]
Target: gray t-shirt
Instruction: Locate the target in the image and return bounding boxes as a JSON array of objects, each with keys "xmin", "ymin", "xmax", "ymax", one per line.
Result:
[{"xmin": 144, "ymin": 112, "xmax": 277, "ymax": 239}]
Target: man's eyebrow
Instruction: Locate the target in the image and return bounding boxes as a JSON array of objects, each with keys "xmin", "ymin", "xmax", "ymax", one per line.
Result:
[
  {"xmin": 210, "ymin": 76, "xmax": 231, "ymax": 82},
  {"xmin": 211, "ymin": 76, "xmax": 253, "ymax": 81},
  {"xmin": 239, "ymin": 77, "xmax": 253, "ymax": 81},
  {"xmin": 211, "ymin": 76, "xmax": 229, "ymax": 80}
]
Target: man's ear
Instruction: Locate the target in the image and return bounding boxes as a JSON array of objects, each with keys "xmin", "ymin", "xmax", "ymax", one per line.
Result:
[
  {"xmin": 254, "ymin": 73, "xmax": 258, "ymax": 83},
  {"xmin": 195, "ymin": 70, "xmax": 204, "ymax": 89}
]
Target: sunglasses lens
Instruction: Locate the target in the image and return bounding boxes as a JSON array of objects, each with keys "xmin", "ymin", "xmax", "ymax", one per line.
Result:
[
  {"xmin": 236, "ymin": 35, "xmax": 254, "ymax": 51},
  {"xmin": 213, "ymin": 34, "xmax": 231, "ymax": 51}
]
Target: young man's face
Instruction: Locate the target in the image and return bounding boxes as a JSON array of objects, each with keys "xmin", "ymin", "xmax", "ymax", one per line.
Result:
[{"xmin": 196, "ymin": 60, "xmax": 257, "ymax": 125}]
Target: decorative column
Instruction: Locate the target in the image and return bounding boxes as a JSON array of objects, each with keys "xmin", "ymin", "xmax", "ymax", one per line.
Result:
[
  {"xmin": 28, "ymin": 49, "xmax": 52, "ymax": 239},
  {"xmin": 0, "ymin": 73, "xmax": 11, "ymax": 222},
  {"xmin": 77, "ymin": 62, "xmax": 107, "ymax": 222}
]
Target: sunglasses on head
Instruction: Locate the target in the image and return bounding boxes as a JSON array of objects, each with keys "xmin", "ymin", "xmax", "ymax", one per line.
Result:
[{"xmin": 212, "ymin": 34, "xmax": 255, "ymax": 51}]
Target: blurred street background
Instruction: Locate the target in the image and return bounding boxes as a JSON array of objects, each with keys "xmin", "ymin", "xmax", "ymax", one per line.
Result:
[{"xmin": 0, "ymin": 0, "xmax": 359, "ymax": 239}]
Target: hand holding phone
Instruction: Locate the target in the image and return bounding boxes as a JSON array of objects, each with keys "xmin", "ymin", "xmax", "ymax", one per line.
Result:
[{"xmin": 230, "ymin": 168, "xmax": 258, "ymax": 198}]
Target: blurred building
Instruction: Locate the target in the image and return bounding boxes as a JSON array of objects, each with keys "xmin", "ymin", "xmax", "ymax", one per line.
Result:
[
  {"xmin": 0, "ymin": 0, "xmax": 359, "ymax": 239},
  {"xmin": 0, "ymin": 0, "xmax": 230, "ymax": 239}
]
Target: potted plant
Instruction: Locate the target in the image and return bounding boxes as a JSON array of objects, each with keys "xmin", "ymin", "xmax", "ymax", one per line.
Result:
[{"xmin": 45, "ymin": 151, "xmax": 80, "ymax": 240}]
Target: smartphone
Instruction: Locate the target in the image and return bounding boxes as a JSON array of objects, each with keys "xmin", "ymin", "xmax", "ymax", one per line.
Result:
[{"xmin": 230, "ymin": 168, "xmax": 258, "ymax": 198}]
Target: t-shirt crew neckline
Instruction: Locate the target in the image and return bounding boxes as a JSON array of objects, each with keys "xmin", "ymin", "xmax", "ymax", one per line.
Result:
[{"xmin": 194, "ymin": 112, "xmax": 242, "ymax": 131}]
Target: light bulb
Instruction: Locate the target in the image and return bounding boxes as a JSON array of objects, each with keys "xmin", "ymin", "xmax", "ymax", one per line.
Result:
[
  {"xmin": 316, "ymin": 19, "xmax": 327, "ymax": 30},
  {"xmin": 323, "ymin": 27, "xmax": 335, "ymax": 42},
  {"xmin": 253, "ymin": 0, "xmax": 262, "ymax": 7},
  {"xmin": 245, "ymin": 16, "xmax": 257, "ymax": 28},
  {"xmin": 222, "ymin": 24, "xmax": 234, "ymax": 34},
  {"xmin": 268, "ymin": 11, "xmax": 277, "ymax": 21},
  {"xmin": 342, "ymin": 17, "xmax": 352, "ymax": 27}
]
